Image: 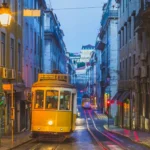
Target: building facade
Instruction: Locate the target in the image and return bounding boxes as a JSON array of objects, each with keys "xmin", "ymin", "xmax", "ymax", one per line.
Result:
[
  {"xmin": 66, "ymin": 52, "xmax": 76, "ymax": 85},
  {"xmin": 22, "ymin": 0, "xmax": 46, "ymax": 132},
  {"xmin": 75, "ymin": 45, "xmax": 94, "ymax": 95},
  {"xmin": 116, "ymin": 0, "xmax": 150, "ymax": 131},
  {"xmin": 0, "ymin": 0, "xmax": 47, "ymax": 135},
  {"xmin": 95, "ymin": 35, "xmax": 102, "ymax": 109},
  {"xmin": 96, "ymin": 0, "xmax": 118, "ymax": 117},
  {"xmin": 86, "ymin": 51, "xmax": 97, "ymax": 106},
  {"xmin": 44, "ymin": 10, "xmax": 66, "ymax": 74}
]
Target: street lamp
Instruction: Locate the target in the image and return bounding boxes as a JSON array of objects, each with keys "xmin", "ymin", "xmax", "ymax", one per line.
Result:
[{"xmin": 0, "ymin": 1, "xmax": 12, "ymax": 26}]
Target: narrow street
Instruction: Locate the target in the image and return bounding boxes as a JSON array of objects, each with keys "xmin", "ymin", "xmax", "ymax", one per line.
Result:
[{"xmin": 11, "ymin": 105, "xmax": 149, "ymax": 150}]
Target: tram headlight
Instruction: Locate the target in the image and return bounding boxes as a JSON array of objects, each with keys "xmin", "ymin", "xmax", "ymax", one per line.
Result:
[{"xmin": 48, "ymin": 120, "xmax": 53, "ymax": 125}]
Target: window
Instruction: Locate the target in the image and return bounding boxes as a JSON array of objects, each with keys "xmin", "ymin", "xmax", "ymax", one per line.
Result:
[
  {"xmin": 18, "ymin": 0, "xmax": 21, "ymax": 25},
  {"xmin": 10, "ymin": 38, "xmax": 15, "ymax": 68},
  {"xmin": 129, "ymin": 21, "xmax": 131, "ymax": 39},
  {"xmin": 46, "ymin": 90, "xmax": 58, "ymax": 109},
  {"xmin": 59, "ymin": 91, "xmax": 71, "ymax": 110},
  {"xmin": 122, "ymin": 28, "xmax": 124, "ymax": 46},
  {"xmin": 126, "ymin": 59, "xmax": 127, "ymax": 79},
  {"xmin": 34, "ymin": 90, "xmax": 44, "ymax": 109},
  {"xmin": 123, "ymin": 0, "xmax": 124, "ymax": 12},
  {"xmin": 25, "ymin": 23, "xmax": 29, "ymax": 47},
  {"xmin": 126, "ymin": 25, "xmax": 128, "ymax": 44},
  {"xmin": 0, "ymin": 32, "xmax": 5, "ymax": 66},
  {"xmin": 18, "ymin": 43, "xmax": 21, "ymax": 71},
  {"xmin": 129, "ymin": 57, "xmax": 131, "ymax": 79},
  {"xmin": 34, "ymin": 32, "xmax": 36, "ymax": 54},
  {"xmin": 34, "ymin": 67, "xmax": 36, "ymax": 82},
  {"xmin": 133, "ymin": 54, "xmax": 135, "ymax": 66}
]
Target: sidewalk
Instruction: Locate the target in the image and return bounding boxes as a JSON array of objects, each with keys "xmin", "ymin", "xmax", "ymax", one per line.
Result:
[
  {"xmin": 0, "ymin": 130, "xmax": 32, "ymax": 150},
  {"xmin": 94, "ymin": 112, "xmax": 150, "ymax": 148},
  {"xmin": 104, "ymin": 125, "xmax": 150, "ymax": 148}
]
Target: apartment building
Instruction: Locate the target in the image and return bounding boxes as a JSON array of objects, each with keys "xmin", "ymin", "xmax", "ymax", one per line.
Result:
[
  {"xmin": 44, "ymin": 10, "xmax": 66, "ymax": 74},
  {"xmin": 116, "ymin": 0, "xmax": 150, "ymax": 131},
  {"xmin": 96, "ymin": 0, "xmax": 118, "ymax": 117}
]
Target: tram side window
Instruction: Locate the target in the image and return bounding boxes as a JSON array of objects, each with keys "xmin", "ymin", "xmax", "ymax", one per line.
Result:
[
  {"xmin": 60, "ymin": 91, "xmax": 71, "ymax": 110},
  {"xmin": 46, "ymin": 90, "xmax": 58, "ymax": 109},
  {"xmin": 34, "ymin": 90, "xmax": 44, "ymax": 109}
]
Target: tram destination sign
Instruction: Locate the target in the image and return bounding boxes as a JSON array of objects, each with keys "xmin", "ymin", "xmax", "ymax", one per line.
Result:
[{"xmin": 38, "ymin": 74, "xmax": 68, "ymax": 82}]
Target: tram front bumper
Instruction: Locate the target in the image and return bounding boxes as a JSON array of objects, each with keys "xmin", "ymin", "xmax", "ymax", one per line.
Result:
[{"xmin": 31, "ymin": 126, "xmax": 72, "ymax": 133}]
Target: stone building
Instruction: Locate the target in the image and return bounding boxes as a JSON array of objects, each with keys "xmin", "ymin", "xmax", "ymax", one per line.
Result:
[
  {"xmin": 0, "ymin": 0, "xmax": 46, "ymax": 134},
  {"xmin": 44, "ymin": 10, "xmax": 66, "ymax": 74},
  {"xmin": 96, "ymin": 0, "xmax": 118, "ymax": 117},
  {"xmin": 116, "ymin": 0, "xmax": 150, "ymax": 131}
]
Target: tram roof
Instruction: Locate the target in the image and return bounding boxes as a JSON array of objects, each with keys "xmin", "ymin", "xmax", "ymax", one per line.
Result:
[{"xmin": 32, "ymin": 80, "xmax": 76, "ymax": 89}]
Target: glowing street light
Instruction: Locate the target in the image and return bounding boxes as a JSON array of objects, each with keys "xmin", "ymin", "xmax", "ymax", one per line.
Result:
[{"xmin": 0, "ymin": 1, "xmax": 12, "ymax": 26}]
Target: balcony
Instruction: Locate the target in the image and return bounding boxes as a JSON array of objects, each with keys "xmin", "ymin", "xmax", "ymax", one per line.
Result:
[
  {"xmin": 101, "ymin": 10, "xmax": 118, "ymax": 27},
  {"xmin": 44, "ymin": 26, "xmax": 61, "ymax": 41},
  {"xmin": 135, "ymin": 1, "xmax": 150, "ymax": 31},
  {"xmin": 96, "ymin": 41, "xmax": 106, "ymax": 51},
  {"xmin": 99, "ymin": 27, "xmax": 105, "ymax": 40},
  {"xmin": 140, "ymin": 1, "xmax": 150, "ymax": 17}
]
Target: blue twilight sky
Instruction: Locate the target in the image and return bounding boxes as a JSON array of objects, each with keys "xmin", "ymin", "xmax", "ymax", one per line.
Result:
[{"xmin": 46, "ymin": 0, "xmax": 107, "ymax": 53}]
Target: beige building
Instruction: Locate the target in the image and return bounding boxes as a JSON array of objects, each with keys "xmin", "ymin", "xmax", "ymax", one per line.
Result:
[{"xmin": 80, "ymin": 44, "xmax": 94, "ymax": 63}]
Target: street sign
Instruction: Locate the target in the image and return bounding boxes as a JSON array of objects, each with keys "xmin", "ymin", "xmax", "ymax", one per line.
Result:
[
  {"xmin": 3, "ymin": 84, "xmax": 12, "ymax": 90},
  {"xmin": 23, "ymin": 9, "xmax": 41, "ymax": 17}
]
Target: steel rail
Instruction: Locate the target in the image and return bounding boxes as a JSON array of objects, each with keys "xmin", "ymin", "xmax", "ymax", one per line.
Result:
[{"xmin": 87, "ymin": 110, "xmax": 127, "ymax": 150}]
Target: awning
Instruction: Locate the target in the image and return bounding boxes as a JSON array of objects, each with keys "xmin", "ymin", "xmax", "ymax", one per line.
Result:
[
  {"xmin": 118, "ymin": 91, "xmax": 130, "ymax": 102},
  {"xmin": 112, "ymin": 91, "xmax": 123, "ymax": 101}
]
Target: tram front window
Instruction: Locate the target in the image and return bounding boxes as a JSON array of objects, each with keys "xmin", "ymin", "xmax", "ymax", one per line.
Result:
[
  {"xmin": 46, "ymin": 90, "xmax": 58, "ymax": 110},
  {"xmin": 34, "ymin": 90, "xmax": 44, "ymax": 109},
  {"xmin": 60, "ymin": 91, "xmax": 71, "ymax": 110}
]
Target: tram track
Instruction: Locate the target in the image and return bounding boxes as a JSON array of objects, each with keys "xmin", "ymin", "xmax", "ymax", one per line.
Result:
[
  {"xmin": 11, "ymin": 139, "xmax": 60, "ymax": 150},
  {"xmin": 84, "ymin": 109, "xmax": 127, "ymax": 150}
]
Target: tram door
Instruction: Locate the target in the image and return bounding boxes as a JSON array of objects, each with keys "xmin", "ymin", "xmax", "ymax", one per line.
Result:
[{"xmin": 71, "ymin": 93, "xmax": 75, "ymax": 130}]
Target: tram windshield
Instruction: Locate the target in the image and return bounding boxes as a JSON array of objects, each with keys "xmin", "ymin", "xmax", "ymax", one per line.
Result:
[
  {"xmin": 34, "ymin": 90, "xmax": 44, "ymax": 109},
  {"xmin": 60, "ymin": 91, "xmax": 71, "ymax": 110},
  {"xmin": 46, "ymin": 90, "xmax": 58, "ymax": 110}
]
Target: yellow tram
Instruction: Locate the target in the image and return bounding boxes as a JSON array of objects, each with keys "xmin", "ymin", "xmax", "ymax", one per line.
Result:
[{"xmin": 31, "ymin": 72, "xmax": 77, "ymax": 141}]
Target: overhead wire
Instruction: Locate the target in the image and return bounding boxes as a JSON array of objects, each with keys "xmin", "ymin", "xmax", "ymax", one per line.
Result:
[{"xmin": 48, "ymin": 1, "xmax": 141, "ymax": 11}]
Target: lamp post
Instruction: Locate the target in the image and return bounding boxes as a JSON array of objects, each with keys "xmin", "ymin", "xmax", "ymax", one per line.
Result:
[{"xmin": 107, "ymin": 100, "xmax": 110, "ymax": 128}]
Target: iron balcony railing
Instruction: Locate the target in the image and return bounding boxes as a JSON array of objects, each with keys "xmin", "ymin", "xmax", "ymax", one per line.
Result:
[
  {"xmin": 101, "ymin": 10, "xmax": 118, "ymax": 27},
  {"xmin": 134, "ymin": 1, "xmax": 150, "ymax": 30}
]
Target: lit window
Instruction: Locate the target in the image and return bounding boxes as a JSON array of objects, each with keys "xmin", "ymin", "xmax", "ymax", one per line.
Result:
[
  {"xmin": 46, "ymin": 90, "xmax": 58, "ymax": 110},
  {"xmin": 34, "ymin": 90, "xmax": 44, "ymax": 109},
  {"xmin": 59, "ymin": 91, "xmax": 71, "ymax": 110}
]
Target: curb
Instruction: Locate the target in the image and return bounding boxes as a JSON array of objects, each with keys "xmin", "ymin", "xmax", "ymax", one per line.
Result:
[
  {"xmin": 103, "ymin": 125, "xmax": 150, "ymax": 149},
  {"xmin": 8, "ymin": 138, "xmax": 33, "ymax": 150}
]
